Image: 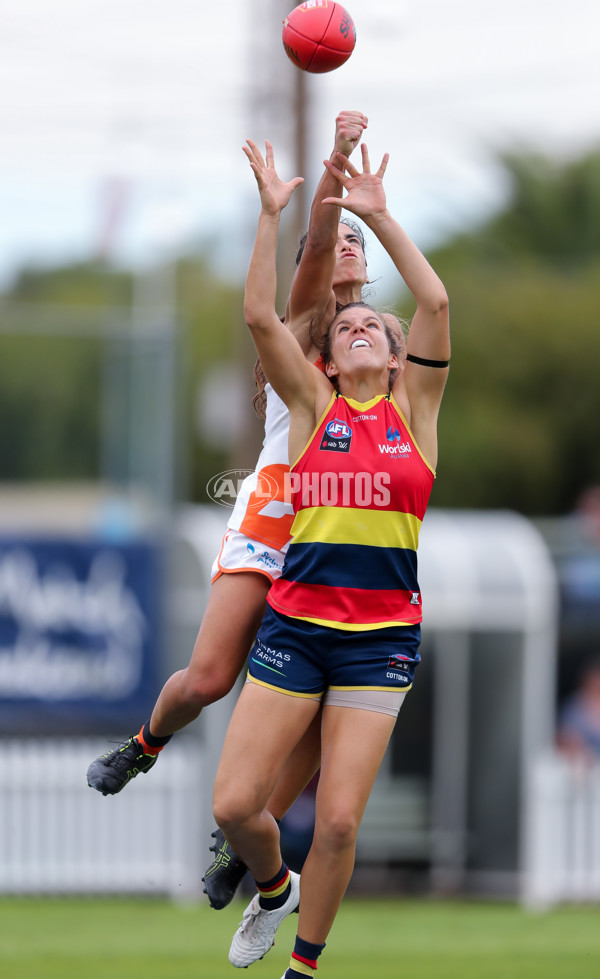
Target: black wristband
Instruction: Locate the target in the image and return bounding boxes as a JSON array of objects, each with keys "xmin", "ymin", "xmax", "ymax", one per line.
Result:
[{"xmin": 406, "ymin": 353, "xmax": 449, "ymax": 368}]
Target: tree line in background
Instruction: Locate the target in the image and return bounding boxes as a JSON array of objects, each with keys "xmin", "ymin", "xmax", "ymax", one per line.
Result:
[
  {"xmin": 428, "ymin": 149, "xmax": 600, "ymax": 514},
  {"xmin": 1, "ymin": 149, "xmax": 599, "ymax": 517}
]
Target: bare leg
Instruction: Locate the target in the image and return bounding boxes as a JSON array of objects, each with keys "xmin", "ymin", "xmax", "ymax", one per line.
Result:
[
  {"xmin": 149, "ymin": 572, "xmax": 270, "ymax": 737},
  {"xmin": 213, "ymin": 682, "xmax": 321, "ymax": 882},
  {"xmin": 267, "ymin": 708, "xmax": 322, "ymax": 820},
  {"xmin": 296, "ymin": 705, "xmax": 397, "ymax": 943},
  {"xmin": 151, "ymin": 571, "xmax": 321, "ymax": 818}
]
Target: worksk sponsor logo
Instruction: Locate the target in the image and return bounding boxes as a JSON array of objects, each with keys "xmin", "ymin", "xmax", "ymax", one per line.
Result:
[{"xmin": 378, "ymin": 426, "xmax": 411, "ymax": 457}]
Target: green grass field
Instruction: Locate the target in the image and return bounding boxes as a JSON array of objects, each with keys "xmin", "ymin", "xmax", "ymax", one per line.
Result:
[{"xmin": 2, "ymin": 896, "xmax": 599, "ymax": 979}]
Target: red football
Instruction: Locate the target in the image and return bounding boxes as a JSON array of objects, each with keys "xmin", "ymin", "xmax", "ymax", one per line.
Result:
[{"xmin": 282, "ymin": 2, "xmax": 356, "ymax": 74}]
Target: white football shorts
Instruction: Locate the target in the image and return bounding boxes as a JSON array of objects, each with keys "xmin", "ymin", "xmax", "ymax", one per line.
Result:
[{"xmin": 211, "ymin": 528, "xmax": 288, "ymax": 584}]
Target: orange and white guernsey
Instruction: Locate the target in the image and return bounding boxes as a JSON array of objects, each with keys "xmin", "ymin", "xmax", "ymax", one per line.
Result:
[
  {"xmin": 267, "ymin": 391, "xmax": 435, "ymax": 631},
  {"xmin": 228, "ymin": 383, "xmax": 295, "ymax": 552}
]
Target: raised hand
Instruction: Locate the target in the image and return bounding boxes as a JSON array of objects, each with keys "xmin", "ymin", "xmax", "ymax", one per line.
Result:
[
  {"xmin": 333, "ymin": 110, "xmax": 368, "ymax": 159},
  {"xmin": 321, "ymin": 143, "xmax": 388, "ymax": 220},
  {"xmin": 243, "ymin": 139, "xmax": 304, "ymax": 216}
]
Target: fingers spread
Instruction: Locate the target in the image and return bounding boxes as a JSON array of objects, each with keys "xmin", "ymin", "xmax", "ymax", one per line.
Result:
[
  {"xmin": 337, "ymin": 153, "xmax": 358, "ymax": 178},
  {"xmin": 360, "ymin": 142, "xmax": 371, "ymax": 173},
  {"xmin": 244, "ymin": 139, "xmax": 266, "ymax": 168},
  {"xmin": 324, "ymin": 158, "xmax": 346, "ymax": 182},
  {"xmin": 377, "ymin": 153, "xmax": 390, "ymax": 178}
]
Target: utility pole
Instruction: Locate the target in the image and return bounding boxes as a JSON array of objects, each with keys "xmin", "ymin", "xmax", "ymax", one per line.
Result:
[
  {"xmin": 225, "ymin": 0, "xmax": 312, "ymax": 471},
  {"xmin": 248, "ymin": 0, "xmax": 311, "ymax": 311}
]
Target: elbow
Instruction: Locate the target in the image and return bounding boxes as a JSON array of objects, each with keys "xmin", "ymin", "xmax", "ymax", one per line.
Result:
[
  {"xmin": 305, "ymin": 223, "xmax": 338, "ymax": 256},
  {"xmin": 422, "ymin": 293, "xmax": 449, "ymax": 322},
  {"xmin": 244, "ymin": 303, "xmax": 262, "ymax": 334},
  {"xmin": 416, "ymin": 281, "xmax": 448, "ymax": 318},
  {"xmin": 432, "ymin": 288, "xmax": 449, "ymax": 316}
]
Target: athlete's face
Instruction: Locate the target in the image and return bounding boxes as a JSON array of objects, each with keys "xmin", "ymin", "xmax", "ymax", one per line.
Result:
[
  {"xmin": 326, "ymin": 306, "xmax": 398, "ymax": 381},
  {"xmin": 332, "ymin": 224, "xmax": 367, "ymax": 290}
]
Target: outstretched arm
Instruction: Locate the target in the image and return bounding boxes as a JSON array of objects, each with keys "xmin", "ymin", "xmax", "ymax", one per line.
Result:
[
  {"xmin": 287, "ymin": 111, "xmax": 368, "ymax": 355},
  {"xmin": 323, "ymin": 144, "xmax": 449, "ymax": 359},
  {"xmin": 243, "ymin": 139, "xmax": 318, "ymax": 413},
  {"xmin": 323, "ymin": 144, "xmax": 449, "ymax": 465}
]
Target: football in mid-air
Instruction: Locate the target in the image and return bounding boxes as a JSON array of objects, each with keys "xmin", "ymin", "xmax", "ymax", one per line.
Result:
[{"xmin": 282, "ymin": 2, "xmax": 356, "ymax": 73}]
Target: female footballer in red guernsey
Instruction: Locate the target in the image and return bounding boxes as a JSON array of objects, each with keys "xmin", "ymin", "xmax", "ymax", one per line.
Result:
[{"xmin": 213, "ymin": 139, "xmax": 450, "ymax": 977}]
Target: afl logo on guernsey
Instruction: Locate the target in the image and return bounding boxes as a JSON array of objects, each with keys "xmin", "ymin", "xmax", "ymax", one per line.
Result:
[
  {"xmin": 320, "ymin": 420, "xmax": 353, "ymax": 453},
  {"xmin": 327, "ymin": 421, "xmax": 351, "ymax": 438}
]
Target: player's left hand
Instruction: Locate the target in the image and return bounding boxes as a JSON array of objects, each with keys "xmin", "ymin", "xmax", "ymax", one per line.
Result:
[{"xmin": 321, "ymin": 143, "xmax": 388, "ymax": 219}]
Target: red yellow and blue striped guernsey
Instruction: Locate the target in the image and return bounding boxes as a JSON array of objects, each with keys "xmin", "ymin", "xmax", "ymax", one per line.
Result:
[{"xmin": 267, "ymin": 391, "xmax": 435, "ymax": 631}]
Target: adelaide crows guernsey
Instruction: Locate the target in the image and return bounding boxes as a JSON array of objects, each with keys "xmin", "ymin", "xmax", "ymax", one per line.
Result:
[{"xmin": 267, "ymin": 391, "xmax": 435, "ymax": 631}]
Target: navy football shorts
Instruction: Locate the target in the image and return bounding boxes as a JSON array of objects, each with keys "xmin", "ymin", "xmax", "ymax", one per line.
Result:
[{"xmin": 247, "ymin": 605, "xmax": 421, "ymax": 707}]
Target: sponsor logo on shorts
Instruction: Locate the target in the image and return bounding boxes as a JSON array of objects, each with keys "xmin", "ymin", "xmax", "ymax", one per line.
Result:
[
  {"xmin": 386, "ymin": 652, "xmax": 415, "ymax": 683},
  {"xmin": 386, "ymin": 671, "xmax": 411, "ymax": 683},
  {"xmin": 251, "ymin": 637, "xmax": 292, "ymax": 676},
  {"xmin": 410, "ymin": 592, "xmax": 420, "ymax": 605},
  {"xmin": 256, "ymin": 551, "xmax": 282, "ymax": 571},
  {"xmin": 386, "ymin": 646, "xmax": 421, "ymax": 684}
]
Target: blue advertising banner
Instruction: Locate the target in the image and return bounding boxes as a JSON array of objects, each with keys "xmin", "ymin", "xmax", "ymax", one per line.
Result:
[{"xmin": 0, "ymin": 537, "xmax": 163, "ymax": 734}]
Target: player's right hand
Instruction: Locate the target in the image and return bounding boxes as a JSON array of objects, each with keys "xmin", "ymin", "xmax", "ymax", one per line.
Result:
[{"xmin": 334, "ymin": 111, "xmax": 368, "ymax": 158}]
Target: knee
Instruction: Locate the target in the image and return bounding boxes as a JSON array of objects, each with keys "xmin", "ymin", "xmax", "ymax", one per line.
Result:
[
  {"xmin": 213, "ymin": 790, "xmax": 254, "ymax": 837},
  {"xmin": 180, "ymin": 664, "xmax": 237, "ymax": 709},
  {"xmin": 315, "ymin": 807, "xmax": 360, "ymax": 852}
]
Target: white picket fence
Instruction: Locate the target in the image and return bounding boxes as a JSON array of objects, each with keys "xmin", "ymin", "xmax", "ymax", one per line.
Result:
[
  {"xmin": 0, "ymin": 739, "xmax": 206, "ymax": 898},
  {"xmin": 4, "ymin": 741, "xmax": 600, "ymax": 905},
  {"xmin": 523, "ymin": 753, "xmax": 600, "ymax": 908}
]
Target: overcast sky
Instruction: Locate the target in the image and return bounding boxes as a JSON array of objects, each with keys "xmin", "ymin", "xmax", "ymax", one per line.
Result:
[{"xmin": 1, "ymin": 0, "xmax": 598, "ymax": 297}]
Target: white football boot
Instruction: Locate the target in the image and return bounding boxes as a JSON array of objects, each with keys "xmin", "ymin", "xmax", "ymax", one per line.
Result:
[{"xmin": 228, "ymin": 870, "xmax": 300, "ymax": 968}]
